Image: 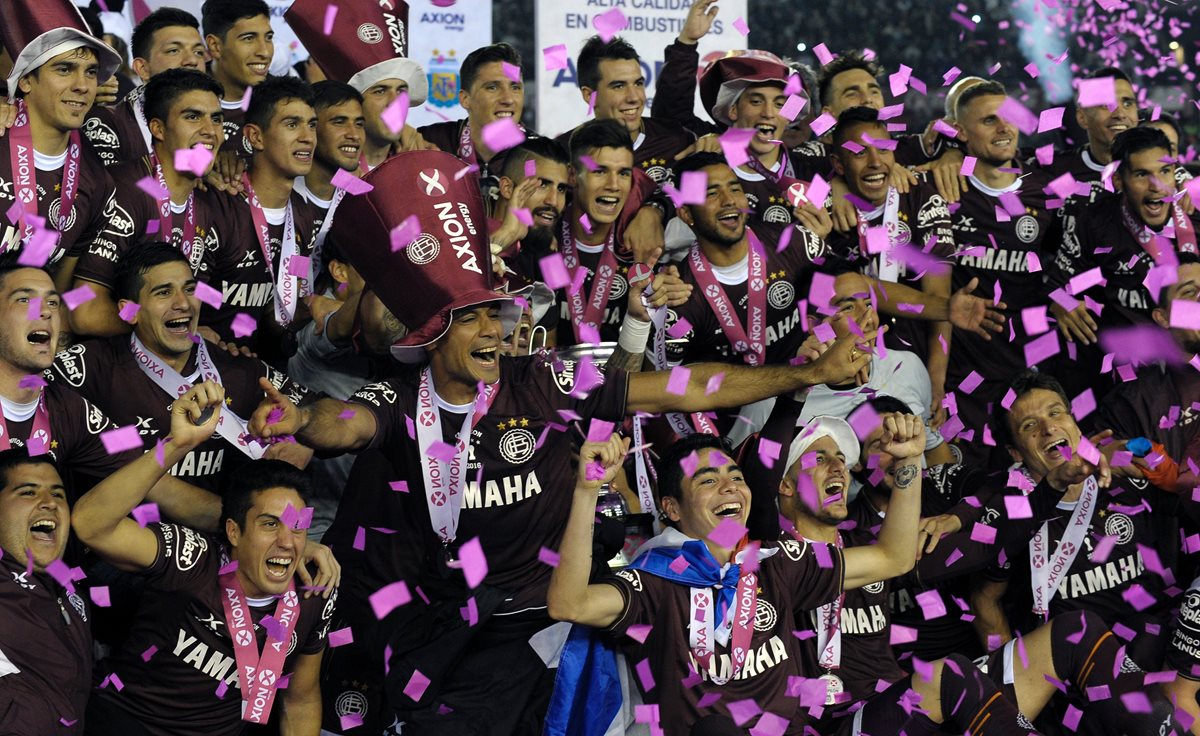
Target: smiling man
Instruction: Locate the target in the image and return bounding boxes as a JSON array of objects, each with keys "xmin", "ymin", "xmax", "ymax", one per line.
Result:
[
  {"xmin": 72, "ymin": 386, "xmax": 334, "ymax": 736},
  {"xmin": 82, "ymin": 7, "xmax": 208, "ymax": 166},
  {"xmin": 0, "ymin": 0, "xmax": 123, "ymax": 292},
  {"xmin": 200, "ymin": 75, "xmax": 317, "ymax": 358},
  {"xmin": 245, "ymin": 149, "xmax": 874, "ymax": 734},
  {"xmin": 1038, "ymin": 67, "xmax": 1137, "ymax": 188},
  {"xmin": 0, "ymin": 450, "xmax": 93, "ymax": 733},
  {"xmin": 294, "ymin": 81, "xmax": 365, "ymax": 261},
  {"xmin": 71, "ymin": 68, "xmax": 227, "ymax": 338},
  {"xmin": 54, "ymin": 244, "xmax": 315, "ymax": 492},
  {"xmin": 201, "ymin": 0, "xmax": 273, "ymax": 154}
]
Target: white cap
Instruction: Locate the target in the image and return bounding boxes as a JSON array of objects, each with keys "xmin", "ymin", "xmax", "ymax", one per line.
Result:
[{"xmin": 784, "ymin": 416, "xmax": 860, "ymax": 476}]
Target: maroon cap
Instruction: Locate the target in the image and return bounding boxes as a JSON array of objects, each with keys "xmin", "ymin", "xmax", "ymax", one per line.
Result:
[
  {"xmin": 330, "ymin": 150, "xmax": 517, "ymax": 362},
  {"xmin": 699, "ymin": 52, "xmax": 791, "ymax": 124},
  {"xmin": 285, "ymin": 0, "xmax": 426, "ymax": 104},
  {"xmin": 1, "ymin": 0, "xmax": 122, "ymax": 94}
]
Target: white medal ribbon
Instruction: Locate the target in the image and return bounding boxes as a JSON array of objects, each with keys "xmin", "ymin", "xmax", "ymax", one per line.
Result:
[{"xmin": 1030, "ymin": 475, "xmax": 1099, "ymax": 616}]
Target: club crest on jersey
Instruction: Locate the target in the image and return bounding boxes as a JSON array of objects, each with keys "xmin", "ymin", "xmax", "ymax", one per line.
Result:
[
  {"xmin": 497, "ymin": 423, "xmax": 536, "ymax": 465},
  {"xmin": 357, "ymin": 22, "xmax": 384, "ymax": 43},
  {"xmin": 1015, "ymin": 215, "xmax": 1040, "ymax": 244},
  {"xmin": 767, "ymin": 279, "xmax": 795, "ymax": 310},
  {"xmin": 406, "ymin": 233, "xmax": 441, "ymax": 265},
  {"xmin": 762, "ymin": 204, "xmax": 792, "ymax": 224},
  {"xmin": 47, "ymin": 197, "xmax": 78, "ymax": 233},
  {"xmin": 754, "ymin": 599, "xmax": 777, "ymax": 632},
  {"xmin": 863, "ymin": 581, "xmax": 885, "ymax": 594},
  {"xmin": 1104, "ymin": 513, "xmax": 1135, "ymax": 545},
  {"xmin": 336, "ymin": 690, "xmax": 369, "ymax": 719},
  {"xmin": 68, "ymin": 592, "xmax": 88, "ymax": 622},
  {"xmin": 608, "ymin": 274, "xmax": 628, "ymax": 300}
]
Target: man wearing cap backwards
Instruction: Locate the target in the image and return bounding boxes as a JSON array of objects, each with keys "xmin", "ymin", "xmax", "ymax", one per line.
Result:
[
  {"xmin": 72, "ymin": 386, "xmax": 335, "ymax": 736},
  {"xmin": 70, "ymin": 68, "xmax": 229, "ymax": 338},
  {"xmin": 555, "ymin": 35, "xmax": 696, "ymax": 187},
  {"xmin": 82, "ymin": 7, "xmax": 208, "ymax": 167},
  {"xmin": 0, "ymin": 0, "xmax": 123, "ymax": 292},
  {"xmin": 0, "ymin": 450, "xmax": 92, "ymax": 733},
  {"xmin": 247, "ymin": 149, "xmax": 874, "ymax": 734}
]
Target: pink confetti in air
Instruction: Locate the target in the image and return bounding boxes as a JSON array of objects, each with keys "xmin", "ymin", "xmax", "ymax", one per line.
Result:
[
  {"xmin": 718, "ymin": 127, "xmax": 755, "ymax": 167},
  {"xmin": 389, "ymin": 480, "xmax": 409, "ymax": 493},
  {"xmin": 322, "ymin": 3, "xmax": 338, "ymax": 34},
  {"xmin": 231, "ymin": 313, "xmax": 257, "ymax": 339},
  {"xmin": 131, "ymin": 502, "xmax": 160, "ymax": 527},
  {"xmin": 456, "ymin": 536, "xmax": 488, "ymax": 588},
  {"xmin": 1037, "ymin": 106, "xmax": 1065, "ymax": 133},
  {"xmin": 390, "ymin": 214, "xmax": 421, "ymax": 252},
  {"xmin": 119, "ymin": 302, "xmax": 140, "ymax": 323},
  {"xmin": 970, "ymin": 523, "xmax": 997, "ymax": 544},
  {"xmin": 481, "ymin": 118, "xmax": 526, "ymax": 153},
  {"xmin": 779, "ymin": 94, "xmax": 805, "ymax": 122},
  {"xmin": 90, "ymin": 586, "xmax": 111, "ymax": 607},
  {"xmin": 331, "ymin": 167, "xmax": 373, "ymax": 195},
  {"xmin": 340, "ymin": 714, "xmax": 363, "ymax": 731},
  {"xmin": 141, "ymin": 645, "xmax": 157, "ymax": 662},
  {"xmin": 593, "ymin": 8, "xmax": 628, "ymax": 42},
  {"xmin": 136, "ymin": 175, "xmax": 168, "ymax": 200},
  {"xmin": 501, "ymin": 61, "xmax": 521, "ymax": 83},
  {"xmin": 667, "ymin": 317, "xmax": 692, "ymax": 339},
  {"xmin": 996, "ymin": 97, "xmax": 1039, "ymax": 135},
  {"xmin": 543, "ymin": 44, "xmax": 568, "ymax": 71},
  {"xmin": 102, "ymin": 425, "xmax": 143, "ymax": 454},
  {"xmin": 402, "ymin": 669, "xmax": 430, "ymax": 702},
  {"xmin": 1077, "ymin": 77, "xmax": 1117, "ymax": 109},
  {"xmin": 1004, "ymin": 495, "xmax": 1032, "ymax": 519},
  {"xmin": 707, "ymin": 518, "xmax": 747, "ymax": 548},
  {"xmin": 626, "ymin": 623, "xmax": 652, "ymax": 644},
  {"xmin": 813, "ymin": 43, "xmax": 834, "ymax": 65},
  {"xmin": 381, "ymin": 92, "xmax": 410, "ymax": 134},
  {"xmin": 174, "ymin": 144, "xmax": 215, "ymax": 177},
  {"xmin": 1171, "ymin": 300, "xmax": 1200, "ymax": 329},
  {"xmin": 538, "ymin": 547, "xmax": 560, "ymax": 567},
  {"xmin": 666, "ymin": 365, "xmax": 690, "ymax": 396},
  {"xmin": 635, "ymin": 658, "xmax": 656, "ymax": 691},
  {"xmin": 328, "ymin": 627, "xmax": 354, "ymax": 648},
  {"xmin": 732, "ymin": 17, "xmax": 749, "ymax": 35},
  {"xmin": 193, "ymin": 280, "xmax": 222, "ymax": 309},
  {"xmin": 727, "ymin": 699, "xmax": 762, "ymax": 726},
  {"xmin": 809, "ymin": 112, "xmax": 837, "ymax": 138},
  {"xmin": 370, "ymin": 580, "xmax": 412, "ymax": 619},
  {"xmin": 62, "ymin": 283, "xmax": 96, "ymax": 310},
  {"xmin": 17, "ymin": 374, "xmax": 44, "ymax": 390},
  {"xmin": 750, "ymin": 712, "xmax": 789, "ymax": 736}
]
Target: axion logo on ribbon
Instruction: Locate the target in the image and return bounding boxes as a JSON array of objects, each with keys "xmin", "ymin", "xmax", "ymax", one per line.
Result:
[
  {"xmin": 419, "ymin": 410, "xmax": 436, "ymax": 427},
  {"xmin": 705, "ymin": 284, "xmax": 720, "ymax": 298},
  {"xmin": 420, "ymin": 168, "xmax": 447, "ymax": 196},
  {"xmin": 235, "ymin": 630, "xmax": 254, "ymax": 646}
]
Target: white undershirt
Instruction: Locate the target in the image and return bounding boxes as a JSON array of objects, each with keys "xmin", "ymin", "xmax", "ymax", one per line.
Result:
[
  {"xmin": 33, "ymin": 149, "xmax": 68, "ymax": 172},
  {"xmin": 0, "ymin": 395, "xmax": 38, "ymax": 422},
  {"xmin": 434, "ymin": 393, "xmax": 473, "ymax": 415},
  {"xmin": 968, "ymin": 174, "xmax": 1022, "ymax": 197},
  {"xmin": 294, "ymin": 178, "xmax": 332, "ymax": 209},
  {"xmin": 263, "ymin": 206, "xmax": 286, "ymax": 227},
  {"xmin": 711, "ymin": 253, "xmax": 749, "ymax": 286},
  {"xmin": 220, "ymin": 98, "xmax": 244, "ymax": 111}
]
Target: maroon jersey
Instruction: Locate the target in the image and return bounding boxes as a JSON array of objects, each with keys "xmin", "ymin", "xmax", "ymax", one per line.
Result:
[
  {"xmin": 0, "ymin": 141, "xmax": 115, "ymax": 266},
  {"xmin": 49, "ymin": 336, "xmax": 312, "ymax": 491},
  {"xmin": 605, "ymin": 538, "xmax": 845, "ymax": 735},
  {"xmin": 82, "ymin": 89, "xmax": 151, "ymax": 167},
  {"xmin": 825, "ymin": 175, "xmax": 956, "ymax": 359},
  {"xmin": 734, "ymin": 152, "xmax": 827, "ymax": 228},
  {"xmin": 0, "ymin": 552, "xmax": 92, "ymax": 734},
  {"xmin": 198, "ymin": 188, "xmax": 316, "ymax": 343},
  {"xmin": 418, "ymin": 119, "xmax": 541, "ymax": 196},
  {"xmin": 1097, "ymin": 363, "xmax": 1200, "ymax": 466},
  {"xmin": 666, "ymin": 221, "xmax": 827, "ymax": 366},
  {"xmin": 554, "ymin": 117, "xmax": 694, "ymax": 186},
  {"xmin": 92, "ymin": 523, "xmax": 334, "ymax": 736},
  {"xmin": 346, "ymin": 353, "xmax": 629, "ymax": 611},
  {"xmin": 8, "ymin": 382, "xmax": 134, "ymax": 499},
  {"xmin": 75, "ymin": 156, "xmax": 230, "ymax": 289},
  {"xmin": 1032, "ymin": 146, "xmax": 1106, "ymax": 188},
  {"xmin": 1048, "ymin": 190, "xmax": 1200, "ymax": 326},
  {"xmin": 217, "ymin": 99, "xmax": 250, "ymax": 155}
]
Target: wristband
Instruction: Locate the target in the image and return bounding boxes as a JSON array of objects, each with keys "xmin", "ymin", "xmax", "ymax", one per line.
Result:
[{"xmin": 617, "ymin": 313, "xmax": 652, "ymax": 353}]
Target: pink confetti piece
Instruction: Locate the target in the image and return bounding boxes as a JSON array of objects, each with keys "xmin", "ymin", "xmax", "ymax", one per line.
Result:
[
  {"xmin": 959, "ymin": 370, "xmax": 984, "ymax": 394},
  {"xmin": 482, "ymin": 118, "xmax": 526, "ymax": 154},
  {"xmin": 732, "ymin": 16, "xmax": 749, "ymax": 35},
  {"xmin": 340, "ymin": 714, "xmax": 363, "ymax": 731},
  {"xmin": 62, "ymin": 283, "xmax": 96, "ymax": 310},
  {"xmin": 813, "ymin": 43, "xmax": 834, "ymax": 65},
  {"xmin": 667, "ymin": 317, "xmax": 692, "ymax": 339},
  {"xmin": 803, "ymin": 173, "xmax": 830, "ymax": 208},
  {"xmin": 1023, "ymin": 330, "xmax": 1061, "ymax": 367},
  {"xmin": 635, "ymin": 658, "xmax": 656, "ymax": 691},
  {"xmin": 727, "ymin": 699, "xmax": 762, "ymax": 726},
  {"xmin": 707, "ymin": 518, "xmax": 747, "ymax": 548},
  {"xmin": 970, "ymin": 523, "xmax": 997, "ymax": 544},
  {"xmin": 1004, "ymin": 494, "xmax": 1032, "ymax": 519},
  {"xmin": 718, "ymin": 127, "xmax": 755, "ymax": 168},
  {"xmin": 192, "ymin": 280, "xmax": 222, "ymax": 309},
  {"xmin": 456, "ymin": 536, "xmax": 488, "ymax": 588},
  {"xmin": 847, "ymin": 402, "xmax": 882, "ymax": 440},
  {"xmin": 593, "ymin": 8, "xmax": 628, "ymax": 42},
  {"xmin": 403, "ymin": 669, "xmax": 430, "ymax": 702},
  {"xmin": 118, "ymin": 302, "xmax": 140, "ymax": 323},
  {"xmin": 390, "ymin": 214, "xmax": 421, "ymax": 252},
  {"xmin": 141, "ymin": 645, "xmax": 157, "ymax": 662},
  {"xmin": 1171, "ymin": 300, "xmax": 1200, "ymax": 329},
  {"xmin": 538, "ymin": 253, "xmax": 570, "ymax": 290},
  {"xmin": 666, "ymin": 365, "xmax": 690, "ymax": 396},
  {"xmin": 501, "ymin": 61, "xmax": 521, "ymax": 83},
  {"xmin": 1077, "ymin": 77, "xmax": 1116, "ymax": 109},
  {"xmin": 1037, "ymin": 106, "xmax": 1065, "ymax": 133},
  {"xmin": 890, "ymin": 624, "xmax": 918, "ymax": 645},
  {"xmin": 779, "ymin": 94, "xmax": 806, "ymax": 122},
  {"xmin": 543, "ymin": 44, "xmax": 568, "ymax": 71},
  {"xmin": 389, "ymin": 480, "xmax": 409, "ymax": 493},
  {"xmin": 102, "ymin": 425, "xmax": 144, "ymax": 454},
  {"xmin": 131, "ymin": 502, "xmax": 160, "ymax": 527},
  {"xmin": 538, "ymin": 547, "xmax": 560, "ymax": 567},
  {"xmin": 17, "ymin": 374, "xmax": 44, "ymax": 390},
  {"xmin": 997, "ymin": 97, "xmax": 1039, "ymax": 135},
  {"xmin": 381, "ymin": 92, "xmax": 410, "ymax": 134},
  {"xmin": 322, "ymin": 3, "xmax": 338, "ymax": 34},
  {"xmin": 331, "ymin": 167, "xmax": 373, "ymax": 195},
  {"xmin": 328, "ymin": 627, "xmax": 354, "ymax": 648},
  {"xmin": 586, "ymin": 419, "xmax": 615, "ymax": 443},
  {"xmin": 176, "ymin": 143, "xmax": 217, "ymax": 177},
  {"xmin": 668, "ymin": 554, "xmax": 690, "ymax": 574},
  {"xmin": 749, "ymin": 712, "xmax": 789, "ymax": 736},
  {"xmin": 626, "ymin": 623, "xmax": 651, "ymax": 644},
  {"xmin": 231, "ymin": 313, "xmax": 257, "ymax": 339},
  {"xmin": 89, "ymin": 585, "xmax": 111, "ymax": 607},
  {"xmin": 370, "ymin": 580, "xmax": 412, "ymax": 619}
]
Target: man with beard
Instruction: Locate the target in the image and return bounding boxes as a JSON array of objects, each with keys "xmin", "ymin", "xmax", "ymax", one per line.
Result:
[
  {"xmin": 200, "ymin": 0, "xmax": 272, "ymax": 155},
  {"xmin": 247, "ymin": 149, "xmax": 874, "ymax": 735},
  {"xmin": 1037, "ymin": 68, "xmax": 1137, "ymax": 189},
  {"xmin": 82, "ymin": 7, "xmax": 207, "ymax": 167},
  {"xmin": 1094, "ymin": 251, "xmax": 1200, "ymax": 495},
  {"xmin": 0, "ymin": 451, "xmax": 92, "ymax": 733},
  {"xmin": 1047, "ymin": 126, "xmax": 1199, "ymax": 344},
  {"xmin": 0, "ymin": 0, "xmax": 123, "ymax": 291},
  {"xmin": 490, "ymin": 138, "xmax": 572, "ymax": 265},
  {"xmin": 71, "ymin": 68, "xmax": 226, "ymax": 337},
  {"xmin": 825, "ymin": 106, "xmax": 956, "ymax": 412},
  {"xmin": 943, "ymin": 80, "xmax": 1058, "ymax": 464},
  {"xmin": 555, "ymin": 36, "xmax": 694, "ymax": 187}
]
